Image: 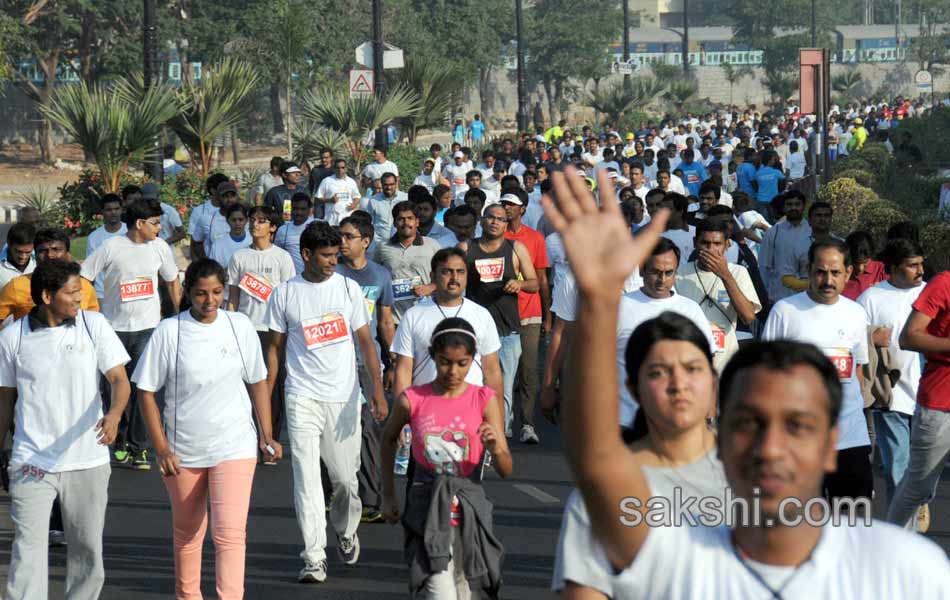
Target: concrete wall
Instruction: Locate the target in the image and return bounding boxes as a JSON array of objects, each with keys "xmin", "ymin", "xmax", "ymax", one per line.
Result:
[{"xmin": 463, "ymin": 62, "xmax": 950, "ymax": 128}]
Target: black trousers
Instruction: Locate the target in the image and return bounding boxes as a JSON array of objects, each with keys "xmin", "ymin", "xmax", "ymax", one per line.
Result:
[{"xmin": 823, "ymin": 444, "xmax": 874, "ymax": 503}]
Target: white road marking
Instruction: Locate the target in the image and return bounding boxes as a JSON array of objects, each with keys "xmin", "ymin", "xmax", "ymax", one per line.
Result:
[{"xmin": 514, "ymin": 483, "xmax": 560, "ymax": 504}]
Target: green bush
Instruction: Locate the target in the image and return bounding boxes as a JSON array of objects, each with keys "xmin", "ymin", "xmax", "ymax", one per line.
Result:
[
  {"xmin": 817, "ymin": 177, "xmax": 879, "ymax": 236},
  {"xmin": 892, "ymin": 106, "xmax": 950, "ymax": 171},
  {"xmin": 833, "ymin": 168, "xmax": 876, "ymax": 189},
  {"xmin": 921, "ymin": 222, "xmax": 950, "ymax": 272},
  {"xmin": 386, "ymin": 144, "xmax": 428, "ymax": 191},
  {"xmin": 855, "ymin": 200, "xmax": 907, "ymax": 246},
  {"xmin": 854, "ymin": 142, "xmax": 892, "ymax": 168}
]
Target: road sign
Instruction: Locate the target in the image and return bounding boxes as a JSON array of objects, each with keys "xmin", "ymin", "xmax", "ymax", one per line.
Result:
[
  {"xmin": 355, "ymin": 42, "xmax": 405, "ymax": 70},
  {"xmin": 349, "ymin": 69, "xmax": 374, "ymax": 98},
  {"xmin": 915, "ymin": 69, "xmax": 933, "ymax": 93}
]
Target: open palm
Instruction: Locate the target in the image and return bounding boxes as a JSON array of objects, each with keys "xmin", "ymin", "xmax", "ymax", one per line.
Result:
[{"xmin": 541, "ymin": 168, "xmax": 668, "ymax": 297}]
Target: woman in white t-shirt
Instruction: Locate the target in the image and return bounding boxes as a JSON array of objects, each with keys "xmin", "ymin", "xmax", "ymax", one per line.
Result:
[
  {"xmin": 133, "ymin": 259, "xmax": 283, "ymax": 600},
  {"xmin": 553, "ymin": 312, "xmax": 724, "ymax": 598}
]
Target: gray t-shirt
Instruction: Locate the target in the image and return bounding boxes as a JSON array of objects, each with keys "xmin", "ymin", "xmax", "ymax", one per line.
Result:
[
  {"xmin": 373, "ymin": 235, "xmax": 441, "ymax": 323},
  {"xmin": 552, "ymin": 450, "xmax": 728, "ymax": 595}
]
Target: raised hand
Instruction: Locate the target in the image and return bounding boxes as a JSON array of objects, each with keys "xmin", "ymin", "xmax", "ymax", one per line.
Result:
[{"xmin": 541, "ymin": 168, "xmax": 669, "ymax": 299}]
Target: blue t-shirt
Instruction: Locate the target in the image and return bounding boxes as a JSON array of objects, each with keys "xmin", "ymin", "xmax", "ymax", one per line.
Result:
[
  {"xmin": 679, "ymin": 161, "xmax": 707, "ymax": 197},
  {"xmin": 737, "ymin": 162, "xmax": 757, "ymax": 195},
  {"xmin": 754, "ymin": 166, "xmax": 785, "ymax": 203},
  {"xmin": 336, "ymin": 260, "xmax": 394, "ymax": 364},
  {"xmin": 469, "ymin": 120, "xmax": 486, "ymax": 140}
]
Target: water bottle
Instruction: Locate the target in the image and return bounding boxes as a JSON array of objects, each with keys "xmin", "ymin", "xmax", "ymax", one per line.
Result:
[{"xmin": 394, "ymin": 425, "xmax": 411, "ymax": 475}]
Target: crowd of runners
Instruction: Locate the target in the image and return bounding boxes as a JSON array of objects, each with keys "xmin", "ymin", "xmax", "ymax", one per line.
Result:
[{"xmin": 1, "ymin": 98, "xmax": 949, "ymax": 599}]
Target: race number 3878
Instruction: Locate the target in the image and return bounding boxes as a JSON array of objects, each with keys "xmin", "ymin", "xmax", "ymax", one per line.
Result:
[
  {"xmin": 238, "ymin": 272, "xmax": 274, "ymax": 302},
  {"xmin": 302, "ymin": 313, "xmax": 349, "ymax": 350}
]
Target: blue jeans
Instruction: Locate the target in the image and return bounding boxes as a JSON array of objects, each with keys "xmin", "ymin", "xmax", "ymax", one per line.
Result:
[
  {"xmin": 498, "ymin": 333, "xmax": 522, "ymax": 434},
  {"xmin": 872, "ymin": 409, "xmax": 912, "ymax": 504},
  {"xmin": 886, "ymin": 404, "xmax": 950, "ymax": 529},
  {"xmin": 115, "ymin": 329, "xmax": 155, "ymax": 453}
]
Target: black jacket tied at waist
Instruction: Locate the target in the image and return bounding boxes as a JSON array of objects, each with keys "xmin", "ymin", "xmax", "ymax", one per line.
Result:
[{"xmin": 402, "ymin": 470, "xmax": 504, "ymax": 599}]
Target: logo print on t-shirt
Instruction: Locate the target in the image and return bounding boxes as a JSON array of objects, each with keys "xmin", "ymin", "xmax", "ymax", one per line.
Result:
[{"xmin": 424, "ymin": 429, "xmax": 470, "ymax": 475}]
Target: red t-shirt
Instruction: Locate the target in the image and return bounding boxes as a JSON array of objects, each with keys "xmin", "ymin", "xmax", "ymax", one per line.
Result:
[
  {"xmin": 842, "ymin": 260, "xmax": 887, "ymax": 301},
  {"xmin": 505, "ymin": 224, "xmax": 549, "ymax": 322},
  {"xmin": 912, "ymin": 271, "xmax": 950, "ymax": 410}
]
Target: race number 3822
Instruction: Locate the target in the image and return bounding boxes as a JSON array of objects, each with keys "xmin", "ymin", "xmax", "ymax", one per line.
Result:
[{"xmin": 302, "ymin": 313, "xmax": 349, "ymax": 350}]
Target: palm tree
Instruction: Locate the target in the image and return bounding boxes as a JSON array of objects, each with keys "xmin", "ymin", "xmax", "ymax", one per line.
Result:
[
  {"xmin": 42, "ymin": 76, "xmax": 178, "ymax": 193},
  {"xmin": 390, "ymin": 56, "xmax": 465, "ymax": 144},
  {"xmin": 584, "ymin": 77, "xmax": 665, "ymax": 129},
  {"xmin": 832, "ymin": 69, "xmax": 864, "ymax": 103},
  {"xmin": 167, "ymin": 58, "xmax": 261, "ymax": 177},
  {"xmin": 291, "ymin": 122, "xmax": 349, "ymax": 165},
  {"xmin": 666, "ymin": 77, "xmax": 699, "ymax": 106},
  {"xmin": 720, "ymin": 62, "xmax": 753, "ymax": 106},
  {"xmin": 298, "ymin": 84, "xmax": 420, "ymax": 173}
]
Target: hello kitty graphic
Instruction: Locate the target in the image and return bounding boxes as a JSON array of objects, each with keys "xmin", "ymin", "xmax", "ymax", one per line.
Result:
[{"xmin": 424, "ymin": 417, "xmax": 471, "ymax": 475}]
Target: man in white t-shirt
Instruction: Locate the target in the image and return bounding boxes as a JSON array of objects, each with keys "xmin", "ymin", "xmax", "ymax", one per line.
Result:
[
  {"xmin": 857, "ymin": 238, "xmax": 926, "ymax": 506},
  {"xmin": 141, "ymin": 182, "xmax": 185, "ymax": 246},
  {"xmin": 0, "ymin": 223, "xmax": 36, "ymax": 290},
  {"xmin": 676, "ymin": 219, "xmax": 761, "ymax": 372},
  {"xmin": 0, "ymin": 259, "xmax": 130, "ymax": 600},
  {"xmin": 546, "ymin": 171, "xmax": 950, "ymax": 600},
  {"xmin": 786, "ymin": 140, "xmax": 807, "ymax": 179},
  {"xmin": 264, "ymin": 220, "xmax": 387, "ymax": 584},
  {"xmin": 188, "ymin": 173, "xmax": 230, "ymax": 261},
  {"xmin": 442, "ymin": 151, "xmax": 470, "ymax": 198},
  {"xmin": 361, "ymin": 146, "xmax": 399, "ymax": 186},
  {"xmin": 86, "ymin": 194, "xmax": 127, "ymax": 301},
  {"xmin": 80, "ymin": 198, "xmax": 181, "ymax": 471},
  {"xmin": 316, "ymin": 158, "xmax": 362, "ymax": 226},
  {"xmin": 763, "ymin": 238, "xmax": 873, "ymax": 503},
  {"xmin": 391, "ymin": 247, "xmax": 503, "ymax": 406},
  {"xmin": 275, "ymin": 193, "xmax": 315, "ymax": 276}
]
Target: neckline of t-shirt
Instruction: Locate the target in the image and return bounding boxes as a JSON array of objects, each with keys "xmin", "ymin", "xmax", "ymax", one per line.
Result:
[{"xmin": 181, "ymin": 310, "xmax": 223, "ymax": 327}]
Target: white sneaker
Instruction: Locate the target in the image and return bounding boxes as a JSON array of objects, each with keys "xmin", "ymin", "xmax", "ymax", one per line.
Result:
[
  {"xmin": 337, "ymin": 533, "xmax": 360, "ymax": 565},
  {"xmin": 298, "ymin": 560, "xmax": 327, "ymax": 583},
  {"xmin": 520, "ymin": 424, "xmax": 540, "ymax": 444}
]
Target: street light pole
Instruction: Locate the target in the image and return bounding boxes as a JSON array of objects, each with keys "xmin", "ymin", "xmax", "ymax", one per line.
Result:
[
  {"xmin": 682, "ymin": 0, "xmax": 690, "ymax": 77},
  {"xmin": 623, "ymin": 0, "xmax": 631, "ymax": 91},
  {"xmin": 515, "ymin": 0, "xmax": 528, "ymax": 132},
  {"xmin": 373, "ymin": 0, "xmax": 387, "ymax": 149},
  {"xmin": 143, "ymin": 0, "xmax": 162, "ymax": 182}
]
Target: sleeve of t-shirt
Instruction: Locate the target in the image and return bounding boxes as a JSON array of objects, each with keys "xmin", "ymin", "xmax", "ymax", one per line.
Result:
[
  {"xmin": 761, "ymin": 303, "xmax": 785, "ymax": 341},
  {"xmin": 157, "ymin": 241, "xmax": 179, "ymax": 283},
  {"xmin": 532, "ymin": 233, "xmax": 549, "ymax": 270},
  {"xmin": 551, "ymin": 492, "xmax": 614, "ymax": 595},
  {"xmin": 264, "ymin": 283, "xmax": 288, "ymax": 334},
  {"xmin": 274, "ymin": 225, "xmax": 288, "ymax": 250},
  {"xmin": 378, "ymin": 269, "xmax": 394, "ymax": 307},
  {"xmin": 390, "ymin": 310, "xmax": 415, "ymax": 357},
  {"xmin": 912, "ymin": 272, "xmax": 950, "ymax": 320},
  {"xmin": 733, "ymin": 265, "xmax": 762, "ymax": 313},
  {"xmin": 279, "ymin": 251, "xmax": 296, "ymax": 284},
  {"xmin": 89, "ymin": 313, "xmax": 130, "ymax": 374},
  {"xmin": 189, "ymin": 208, "xmax": 206, "ymax": 239},
  {"xmin": 226, "ymin": 253, "xmax": 242, "ymax": 287},
  {"xmin": 79, "ymin": 241, "xmax": 107, "ymax": 282},
  {"xmin": 347, "ymin": 278, "xmax": 370, "ymax": 332},
  {"xmin": 551, "ymin": 274, "xmax": 577, "ymax": 322},
  {"xmin": 0, "ymin": 329, "xmax": 17, "ymax": 388},
  {"xmin": 238, "ymin": 314, "xmax": 267, "ymax": 384},
  {"xmin": 316, "ymin": 179, "xmax": 331, "ymax": 199},
  {"xmin": 167, "ymin": 205, "xmax": 183, "ymax": 228},
  {"xmin": 0, "ymin": 280, "xmax": 19, "ymax": 321},
  {"xmin": 130, "ymin": 322, "xmax": 169, "ymax": 392},
  {"xmin": 477, "ymin": 309, "xmax": 502, "ymax": 356},
  {"xmin": 853, "ymin": 307, "xmax": 870, "ymax": 365}
]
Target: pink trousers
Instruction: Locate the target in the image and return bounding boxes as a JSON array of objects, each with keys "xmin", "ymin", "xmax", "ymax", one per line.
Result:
[{"xmin": 163, "ymin": 458, "xmax": 257, "ymax": 600}]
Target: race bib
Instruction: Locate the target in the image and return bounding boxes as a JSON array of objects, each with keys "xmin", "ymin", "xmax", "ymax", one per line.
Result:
[
  {"xmin": 824, "ymin": 347, "xmax": 854, "ymax": 380},
  {"xmin": 392, "ymin": 277, "xmax": 422, "ymax": 301},
  {"xmin": 302, "ymin": 312, "xmax": 349, "ymax": 350},
  {"xmin": 686, "ymin": 172, "xmax": 701, "ymax": 184},
  {"xmin": 238, "ymin": 272, "xmax": 274, "ymax": 303},
  {"xmin": 710, "ymin": 323, "xmax": 727, "ymax": 352},
  {"xmin": 474, "ymin": 257, "xmax": 505, "ymax": 283},
  {"xmin": 453, "ymin": 177, "xmax": 465, "ymax": 185},
  {"xmin": 119, "ymin": 277, "xmax": 155, "ymax": 302}
]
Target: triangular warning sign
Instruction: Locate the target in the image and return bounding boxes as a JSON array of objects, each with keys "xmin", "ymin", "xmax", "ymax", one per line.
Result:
[{"xmin": 351, "ymin": 74, "xmax": 372, "ymax": 93}]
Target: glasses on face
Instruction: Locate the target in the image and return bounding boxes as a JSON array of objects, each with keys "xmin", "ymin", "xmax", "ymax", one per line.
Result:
[
  {"xmin": 144, "ymin": 219, "xmax": 162, "ymax": 227},
  {"xmin": 340, "ymin": 233, "xmax": 363, "ymax": 241}
]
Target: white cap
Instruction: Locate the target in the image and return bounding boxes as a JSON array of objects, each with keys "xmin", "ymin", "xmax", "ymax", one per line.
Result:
[
  {"xmin": 284, "ymin": 166, "xmax": 302, "ymax": 174},
  {"xmin": 453, "ymin": 151, "xmax": 464, "ymax": 158},
  {"xmin": 499, "ymin": 193, "xmax": 523, "ymax": 206}
]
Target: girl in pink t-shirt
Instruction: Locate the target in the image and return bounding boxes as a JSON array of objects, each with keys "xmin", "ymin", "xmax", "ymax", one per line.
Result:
[{"xmin": 381, "ymin": 317, "xmax": 512, "ymax": 516}]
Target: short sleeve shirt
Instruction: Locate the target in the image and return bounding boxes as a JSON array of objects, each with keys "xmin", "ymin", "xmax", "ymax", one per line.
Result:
[
  {"xmin": 264, "ymin": 273, "xmax": 368, "ymax": 403},
  {"xmin": 911, "ymin": 271, "xmax": 950, "ymax": 410},
  {"xmin": 504, "ymin": 225, "xmax": 549, "ymax": 323},
  {"xmin": 336, "ymin": 260, "xmax": 394, "ymax": 364},
  {"xmin": 227, "ymin": 245, "xmax": 296, "ymax": 331}
]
